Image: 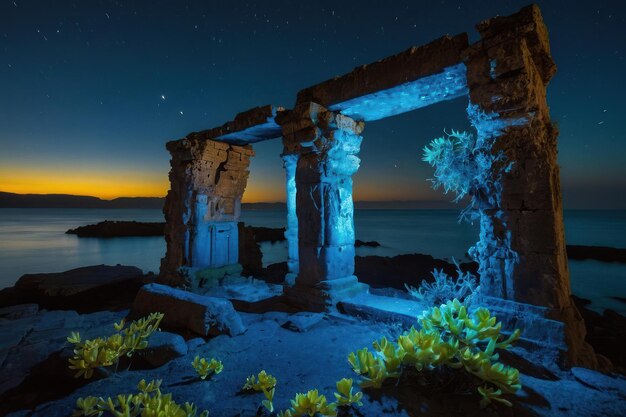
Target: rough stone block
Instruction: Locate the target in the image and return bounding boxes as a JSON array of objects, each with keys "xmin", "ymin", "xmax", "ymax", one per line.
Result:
[
  {"xmin": 139, "ymin": 331, "xmax": 188, "ymax": 368},
  {"xmin": 132, "ymin": 283, "xmax": 246, "ymax": 336}
]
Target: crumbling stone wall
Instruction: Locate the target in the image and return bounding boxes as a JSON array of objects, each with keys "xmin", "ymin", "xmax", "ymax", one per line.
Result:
[
  {"xmin": 464, "ymin": 5, "xmax": 596, "ymax": 367},
  {"xmin": 160, "ymin": 137, "xmax": 254, "ymax": 285}
]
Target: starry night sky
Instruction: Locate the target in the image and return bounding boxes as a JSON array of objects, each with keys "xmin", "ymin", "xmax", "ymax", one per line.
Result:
[{"xmin": 1, "ymin": 0, "xmax": 624, "ymax": 208}]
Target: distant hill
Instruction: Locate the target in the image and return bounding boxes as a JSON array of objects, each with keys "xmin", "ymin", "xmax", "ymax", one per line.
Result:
[
  {"xmin": 0, "ymin": 192, "xmax": 165, "ymax": 209},
  {"xmin": 0, "ymin": 192, "xmax": 456, "ymax": 210}
]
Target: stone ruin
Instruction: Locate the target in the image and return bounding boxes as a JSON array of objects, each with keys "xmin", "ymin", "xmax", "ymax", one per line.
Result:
[{"xmin": 159, "ymin": 5, "xmax": 597, "ymax": 368}]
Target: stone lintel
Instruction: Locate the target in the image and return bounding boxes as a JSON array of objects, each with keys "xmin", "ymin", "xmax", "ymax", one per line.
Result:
[
  {"xmin": 176, "ymin": 105, "xmax": 285, "ymax": 146},
  {"xmin": 295, "ymin": 34, "xmax": 469, "ymax": 121},
  {"xmin": 328, "ymin": 63, "xmax": 468, "ymax": 121}
]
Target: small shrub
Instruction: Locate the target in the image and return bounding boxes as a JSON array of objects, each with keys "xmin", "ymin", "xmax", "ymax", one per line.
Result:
[
  {"xmin": 73, "ymin": 378, "xmax": 209, "ymax": 417},
  {"xmin": 348, "ymin": 299, "xmax": 521, "ymax": 408},
  {"xmin": 67, "ymin": 312, "xmax": 164, "ymax": 379},
  {"xmin": 192, "ymin": 355, "xmax": 223, "ymax": 380},
  {"xmin": 422, "ymin": 128, "xmax": 510, "ymax": 223},
  {"xmin": 405, "ymin": 262, "xmax": 478, "ymax": 308}
]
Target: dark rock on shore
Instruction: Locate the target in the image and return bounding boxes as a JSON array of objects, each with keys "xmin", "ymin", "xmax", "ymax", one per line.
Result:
[
  {"xmin": 240, "ymin": 223, "xmax": 286, "ymax": 243},
  {"xmin": 355, "ymin": 253, "xmax": 478, "ymax": 290},
  {"xmin": 567, "ymin": 245, "xmax": 626, "ymax": 264},
  {"xmin": 355, "ymin": 239, "xmax": 381, "ymax": 247},
  {"xmin": 0, "ymin": 265, "xmax": 150, "ymax": 313},
  {"xmin": 238, "ymin": 223, "xmax": 265, "ymax": 277},
  {"xmin": 66, "ymin": 220, "xmax": 165, "ymax": 237},
  {"xmin": 261, "ymin": 252, "xmax": 477, "ymax": 290},
  {"xmin": 573, "ymin": 296, "xmax": 626, "ymax": 373}
]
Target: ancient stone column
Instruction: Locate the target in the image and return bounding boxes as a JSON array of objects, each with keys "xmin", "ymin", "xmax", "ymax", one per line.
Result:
[
  {"xmin": 464, "ymin": 4, "xmax": 596, "ymax": 367},
  {"xmin": 160, "ymin": 136, "xmax": 254, "ymax": 287},
  {"xmin": 278, "ymin": 102, "xmax": 368, "ymax": 310},
  {"xmin": 282, "ymin": 153, "xmax": 299, "ymax": 284}
]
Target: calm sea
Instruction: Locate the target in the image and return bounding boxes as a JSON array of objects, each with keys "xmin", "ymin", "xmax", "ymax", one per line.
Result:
[{"xmin": 0, "ymin": 208, "xmax": 624, "ymax": 314}]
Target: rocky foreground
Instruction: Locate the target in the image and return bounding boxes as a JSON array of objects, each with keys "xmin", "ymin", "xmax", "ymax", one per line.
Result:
[{"xmin": 0, "ymin": 265, "xmax": 625, "ymax": 417}]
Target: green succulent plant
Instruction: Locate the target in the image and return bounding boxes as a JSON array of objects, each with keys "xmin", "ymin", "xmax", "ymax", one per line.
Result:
[
  {"xmin": 333, "ymin": 378, "xmax": 363, "ymax": 408},
  {"xmin": 191, "ymin": 356, "xmax": 223, "ymax": 380},
  {"xmin": 73, "ymin": 379, "xmax": 209, "ymax": 417},
  {"xmin": 67, "ymin": 312, "xmax": 164, "ymax": 379},
  {"xmin": 242, "ymin": 370, "xmax": 278, "ymax": 413},
  {"xmin": 243, "ymin": 370, "xmax": 277, "ymax": 393},
  {"xmin": 287, "ymin": 389, "xmax": 337, "ymax": 417},
  {"xmin": 348, "ymin": 347, "xmax": 396, "ymax": 389},
  {"xmin": 348, "ymin": 299, "xmax": 522, "ymax": 408}
]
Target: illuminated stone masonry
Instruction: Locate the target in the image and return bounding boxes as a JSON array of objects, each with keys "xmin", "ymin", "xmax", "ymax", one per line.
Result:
[{"xmin": 160, "ymin": 5, "xmax": 596, "ymax": 367}]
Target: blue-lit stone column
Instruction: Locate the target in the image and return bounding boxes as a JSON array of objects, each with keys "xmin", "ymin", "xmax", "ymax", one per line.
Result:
[
  {"xmin": 278, "ymin": 102, "xmax": 368, "ymax": 310},
  {"xmin": 282, "ymin": 153, "xmax": 299, "ymax": 284}
]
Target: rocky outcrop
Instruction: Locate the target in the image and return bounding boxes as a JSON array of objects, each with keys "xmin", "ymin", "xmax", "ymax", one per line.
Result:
[
  {"xmin": 66, "ymin": 221, "xmax": 164, "ymax": 237},
  {"xmin": 567, "ymin": 245, "xmax": 626, "ymax": 263},
  {"xmin": 355, "ymin": 254, "xmax": 477, "ymax": 290},
  {"xmin": 573, "ymin": 296, "xmax": 626, "ymax": 373},
  {"xmin": 0, "ymin": 265, "xmax": 148, "ymax": 313},
  {"xmin": 133, "ymin": 331, "xmax": 188, "ymax": 369},
  {"xmin": 131, "ymin": 283, "xmax": 246, "ymax": 337},
  {"xmin": 0, "ymin": 308, "xmax": 126, "ymax": 414},
  {"xmin": 355, "ymin": 239, "xmax": 381, "ymax": 247},
  {"xmin": 237, "ymin": 223, "xmax": 265, "ymax": 277}
]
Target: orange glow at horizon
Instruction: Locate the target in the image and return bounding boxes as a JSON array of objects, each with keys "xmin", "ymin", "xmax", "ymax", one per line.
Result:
[
  {"xmin": 0, "ymin": 166, "xmax": 169, "ymax": 200},
  {"xmin": 0, "ymin": 167, "xmax": 434, "ymax": 203}
]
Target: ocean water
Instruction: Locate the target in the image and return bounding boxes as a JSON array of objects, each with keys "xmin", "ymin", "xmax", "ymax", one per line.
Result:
[{"xmin": 0, "ymin": 208, "xmax": 624, "ymax": 314}]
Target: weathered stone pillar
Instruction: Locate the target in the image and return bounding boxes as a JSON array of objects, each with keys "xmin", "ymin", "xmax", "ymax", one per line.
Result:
[
  {"xmin": 278, "ymin": 103, "xmax": 368, "ymax": 310},
  {"xmin": 464, "ymin": 4, "xmax": 596, "ymax": 367},
  {"xmin": 282, "ymin": 153, "xmax": 299, "ymax": 284},
  {"xmin": 160, "ymin": 137, "xmax": 254, "ymax": 286}
]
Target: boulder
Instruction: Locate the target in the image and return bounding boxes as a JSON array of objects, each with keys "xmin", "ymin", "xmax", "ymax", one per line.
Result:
[
  {"xmin": 14, "ymin": 265, "xmax": 143, "ymax": 297},
  {"xmin": 132, "ymin": 283, "xmax": 246, "ymax": 337},
  {"xmin": 0, "ymin": 265, "xmax": 147, "ymax": 313},
  {"xmin": 136, "ymin": 331, "xmax": 188, "ymax": 368},
  {"xmin": 0, "ymin": 304, "xmax": 38, "ymax": 320},
  {"xmin": 280, "ymin": 312, "xmax": 325, "ymax": 332},
  {"xmin": 571, "ymin": 367, "xmax": 626, "ymax": 392},
  {"xmin": 573, "ymin": 296, "xmax": 626, "ymax": 373}
]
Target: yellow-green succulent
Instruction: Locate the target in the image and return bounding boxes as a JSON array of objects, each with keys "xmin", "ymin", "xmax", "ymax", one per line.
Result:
[
  {"xmin": 348, "ymin": 347, "xmax": 396, "ymax": 388},
  {"xmin": 347, "ymin": 299, "xmax": 522, "ymax": 407},
  {"xmin": 72, "ymin": 379, "xmax": 209, "ymax": 417},
  {"xmin": 67, "ymin": 312, "xmax": 164, "ymax": 379},
  {"xmin": 288, "ymin": 389, "xmax": 337, "ymax": 417},
  {"xmin": 242, "ymin": 370, "xmax": 278, "ymax": 413},
  {"xmin": 242, "ymin": 370, "xmax": 277, "ymax": 393},
  {"xmin": 333, "ymin": 378, "xmax": 363, "ymax": 407},
  {"xmin": 191, "ymin": 356, "xmax": 223, "ymax": 380}
]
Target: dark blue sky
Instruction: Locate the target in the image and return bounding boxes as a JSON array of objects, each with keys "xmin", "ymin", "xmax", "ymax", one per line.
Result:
[{"xmin": 1, "ymin": 0, "xmax": 624, "ymax": 207}]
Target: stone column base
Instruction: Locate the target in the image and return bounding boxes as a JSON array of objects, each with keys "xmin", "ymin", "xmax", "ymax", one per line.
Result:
[
  {"xmin": 283, "ymin": 275, "xmax": 368, "ymax": 312},
  {"xmin": 480, "ymin": 295, "xmax": 597, "ymax": 370}
]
